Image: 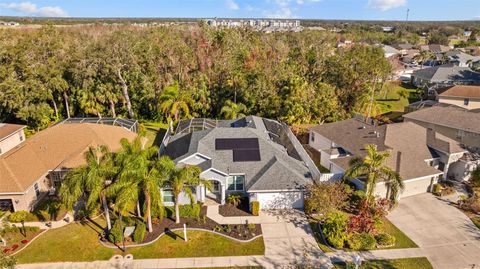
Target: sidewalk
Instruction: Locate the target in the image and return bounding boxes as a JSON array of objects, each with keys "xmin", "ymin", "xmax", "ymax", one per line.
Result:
[
  {"xmin": 326, "ymin": 248, "xmax": 425, "ymax": 263},
  {"xmin": 206, "ymin": 205, "xmax": 262, "ymax": 224},
  {"xmin": 12, "ymin": 213, "xmax": 74, "ymax": 230}
]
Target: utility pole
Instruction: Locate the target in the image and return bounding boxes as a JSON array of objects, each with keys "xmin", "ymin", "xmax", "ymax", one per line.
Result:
[{"xmin": 406, "ymin": 9, "xmax": 410, "ymax": 22}]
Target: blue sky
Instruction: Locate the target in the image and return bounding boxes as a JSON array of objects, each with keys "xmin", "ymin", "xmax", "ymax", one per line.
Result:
[{"xmin": 0, "ymin": 0, "xmax": 479, "ymax": 20}]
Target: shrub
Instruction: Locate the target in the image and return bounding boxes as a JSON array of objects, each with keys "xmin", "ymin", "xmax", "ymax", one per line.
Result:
[
  {"xmin": 108, "ymin": 221, "xmax": 123, "ymax": 244},
  {"xmin": 133, "ymin": 221, "xmax": 146, "ymax": 243},
  {"xmin": 247, "ymin": 223, "xmax": 256, "ymax": 231},
  {"xmin": 375, "ymin": 233, "xmax": 396, "ymax": 247},
  {"xmin": 322, "ymin": 212, "xmax": 349, "ymax": 249},
  {"xmin": 250, "ymin": 201, "xmax": 260, "ymax": 216},
  {"xmin": 213, "ymin": 225, "xmax": 222, "ymax": 232},
  {"xmin": 305, "ymin": 182, "xmax": 352, "ymax": 216},
  {"xmin": 432, "ymin": 183, "xmax": 442, "ymax": 196},
  {"xmin": 347, "ymin": 233, "xmax": 376, "ymax": 250},
  {"xmin": 21, "ymin": 240, "xmax": 28, "ymax": 244},
  {"xmin": 227, "ymin": 193, "xmax": 242, "ymax": 207},
  {"xmin": 0, "ymin": 226, "xmax": 39, "ymax": 235},
  {"xmin": 471, "ymin": 168, "xmax": 480, "ymax": 187},
  {"xmin": 165, "ymin": 204, "xmax": 201, "ymax": 219},
  {"xmin": 223, "ymin": 225, "xmax": 232, "ymax": 233},
  {"xmin": 8, "ymin": 211, "xmax": 29, "ymax": 223},
  {"xmin": 460, "ymin": 196, "xmax": 480, "ymax": 214}
]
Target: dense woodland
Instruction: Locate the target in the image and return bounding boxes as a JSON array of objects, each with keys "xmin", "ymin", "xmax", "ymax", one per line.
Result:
[{"xmin": 0, "ymin": 24, "xmax": 408, "ymax": 130}]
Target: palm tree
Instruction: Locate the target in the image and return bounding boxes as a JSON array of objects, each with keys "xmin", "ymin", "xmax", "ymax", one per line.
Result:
[
  {"xmin": 158, "ymin": 82, "xmax": 191, "ymax": 122},
  {"xmin": 220, "ymin": 100, "xmax": 247, "ymax": 120},
  {"xmin": 163, "ymin": 161, "xmax": 212, "ymax": 224},
  {"xmin": 344, "ymin": 144, "xmax": 404, "ymax": 204},
  {"xmin": 59, "ymin": 145, "xmax": 116, "ymax": 230},
  {"xmin": 110, "ymin": 141, "xmax": 167, "ymax": 233}
]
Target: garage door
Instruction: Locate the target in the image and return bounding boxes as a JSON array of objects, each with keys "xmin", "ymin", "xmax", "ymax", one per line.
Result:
[
  {"xmin": 255, "ymin": 192, "xmax": 304, "ymax": 209},
  {"xmin": 401, "ymin": 177, "xmax": 433, "ymax": 198}
]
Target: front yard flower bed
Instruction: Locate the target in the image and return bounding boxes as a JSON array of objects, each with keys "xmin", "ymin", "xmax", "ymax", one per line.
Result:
[
  {"xmin": 0, "ymin": 225, "xmax": 43, "ymax": 254},
  {"xmin": 219, "ymin": 197, "xmax": 254, "ymax": 217},
  {"xmin": 103, "ymin": 206, "xmax": 262, "ymax": 247}
]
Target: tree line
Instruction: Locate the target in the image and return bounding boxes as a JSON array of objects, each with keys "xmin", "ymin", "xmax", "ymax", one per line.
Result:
[{"xmin": 0, "ymin": 25, "xmax": 392, "ymax": 129}]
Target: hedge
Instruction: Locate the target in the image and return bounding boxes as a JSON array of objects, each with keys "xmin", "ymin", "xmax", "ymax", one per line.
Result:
[{"xmin": 347, "ymin": 233, "xmax": 377, "ymax": 250}]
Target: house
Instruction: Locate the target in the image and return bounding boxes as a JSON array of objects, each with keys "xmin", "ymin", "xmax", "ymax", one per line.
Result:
[
  {"xmin": 420, "ymin": 44, "xmax": 451, "ymax": 54},
  {"xmin": 445, "ymin": 51, "xmax": 480, "ymax": 67},
  {"xmin": 461, "ymin": 46, "xmax": 480, "ymax": 56},
  {"xmin": 162, "ymin": 117, "xmax": 318, "ymax": 209},
  {"xmin": 0, "ymin": 119, "xmax": 138, "ymax": 212},
  {"xmin": 308, "ymin": 117, "xmax": 466, "ymax": 200},
  {"xmin": 411, "ymin": 64, "xmax": 480, "ymax": 90},
  {"xmin": 403, "ymin": 106, "xmax": 480, "ymax": 151},
  {"xmin": 0, "ymin": 124, "xmax": 26, "ymax": 156},
  {"xmin": 382, "ymin": 45, "xmax": 401, "ymax": 58},
  {"xmin": 436, "ymin": 85, "xmax": 480, "ymax": 110}
]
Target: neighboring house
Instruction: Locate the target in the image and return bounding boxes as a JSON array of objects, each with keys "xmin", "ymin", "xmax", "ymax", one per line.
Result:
[
  {"xmin": 446, "ymin": 51, "xmax": 480, "ymax": 67},
  {"xmin": 382, "ymin": 45, "xmax": 401, "ymax": 58},
  {"xmin": 162, "ymin": 117, "xmax": 318, "ymax": 209},
  {"xmin": 420, "ymin": 44, "xmax": 451, "ymax": 54},
  {"xmin": 411, "ymin": 64, "xmax": 480, "ymax": 90},
  {"xmin": 436, "ymin": 85, "xmax": 480, "ymax": 110},
  {"xmin": 0, "ymin": 124, "xmax": 26, "ymax": 156},
  {"xmin": 403, "ymin": 106, "xmax": 480, "ymax": 151},
  {"xmin": 0, "ymin": 119, "xmax": 138, "ymax": 212},
  {"xmin": 308, "ymin": 117, "xmax": 466, "ymax": 200},
  {"xmin": 462, "ymin": 46, "xmax": 480, "ymax": 56}
]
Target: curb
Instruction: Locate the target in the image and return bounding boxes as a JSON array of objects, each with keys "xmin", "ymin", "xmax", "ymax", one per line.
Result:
[{"xmin": 99, "ymin": 227, "xmax": 263, "ymax": 249}]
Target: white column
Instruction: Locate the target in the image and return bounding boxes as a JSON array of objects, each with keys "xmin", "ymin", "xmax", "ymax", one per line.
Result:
[{"xmin": 220, "ymin": 184, "xmax": 226, "ymax": 205}]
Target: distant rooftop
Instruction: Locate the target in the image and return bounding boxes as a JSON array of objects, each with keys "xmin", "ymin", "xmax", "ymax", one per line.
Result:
[{"xmin": 0, "ymin": 123, "xmax": 26, "ymax": 142}]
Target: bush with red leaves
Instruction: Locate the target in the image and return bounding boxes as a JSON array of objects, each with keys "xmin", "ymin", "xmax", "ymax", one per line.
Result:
[
  {"xmin": 348, "ymin": 198, "xmax": 390, "ymax": 234},
  {"xmin": 2, "ymin": 248, "xmax": 10, "ymax": 253},
  {"xmin": 21, "ymin": 240, "xmax": 28, "ymax": 244},
  {"xmin": 11, "ymin": 244, "xmax": 19, "ymax": 251}
]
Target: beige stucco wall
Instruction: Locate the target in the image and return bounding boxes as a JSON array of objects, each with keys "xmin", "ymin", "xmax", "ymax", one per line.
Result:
[
  {"xmin": 0, "ymin": 174, "xmax": 50, "ymax": 212},
  {"xmin": 437, "ymin": 96, "xmax": 480, "ymax": 110},
  {"xmin": 0, "ymin": 129, "xmax": 25, "ymax": 156}
]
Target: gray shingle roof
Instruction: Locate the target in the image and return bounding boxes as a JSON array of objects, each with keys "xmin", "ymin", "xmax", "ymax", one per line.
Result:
[
  {"xmin": 403, "ymin": 106, "xmax": 480, "ymax": 134},
  {"xmin": 412, "ymin": 64, "xmax": 480, "ymax": 83},
  {"xmin": 165, "ymin": 116, "xmax": 312, "ymax": 191},
  {"xmin": 309, "ymin": 119, "xmax": 464, "ymax": 181}
]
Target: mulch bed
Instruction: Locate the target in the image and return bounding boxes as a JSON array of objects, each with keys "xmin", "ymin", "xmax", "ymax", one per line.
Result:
[
  {"xmin": 104, "ymin": 206, "xmax": 262, "ymax": 247},
  {"xmin": 219, "ymin": 198, "xmax": 253, "ymax": 217}
]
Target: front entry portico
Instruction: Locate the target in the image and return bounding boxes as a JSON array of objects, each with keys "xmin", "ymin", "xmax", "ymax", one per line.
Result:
[{"xmin": 199, "ymin": 179, "xmax": 226, "ymax": 205}]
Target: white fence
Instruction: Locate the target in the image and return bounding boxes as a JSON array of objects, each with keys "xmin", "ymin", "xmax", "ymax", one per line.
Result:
[{"xmin": 319, "ymin": 173, "xmax": 344, "ymax": 182}]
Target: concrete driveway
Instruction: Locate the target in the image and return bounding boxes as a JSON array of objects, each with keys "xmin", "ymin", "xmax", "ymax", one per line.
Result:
[
  {"xmin": 388, "ymin": 193, "xmax": 480, "ymax": 269},
  {"xmin": 259, "ymin": 210, "xmax": 333, "ymax": 269}
]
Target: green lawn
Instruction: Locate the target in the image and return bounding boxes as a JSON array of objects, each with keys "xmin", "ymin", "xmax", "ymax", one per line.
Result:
[
  {"xmin": 376, "ymin": 82, "xmax": 421, "ymax": 116},
  {"xmin": 141, "ymin": 121, "xmax": 168, "ymax": 147},
  {"xmin": 334, "ymin": 257, "xmax": 433, "ymax": 269},
  {"xmin": 16, "ymin": 219, "xmax": 264, "ymax": 264},
  {"xmin": 380, "ymin": 218, "xmax": 418, "ymax": 249}
]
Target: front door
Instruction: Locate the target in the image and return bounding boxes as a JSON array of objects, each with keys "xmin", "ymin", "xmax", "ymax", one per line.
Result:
[{"xmin": 205, "ymin": 181, "xmax": 220, "ymax": 202}]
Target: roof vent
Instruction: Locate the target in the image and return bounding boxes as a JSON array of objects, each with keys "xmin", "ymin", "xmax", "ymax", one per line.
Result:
[{"xmin": 376, "ymin": 133, "xmax": 380, "ymax": 138}]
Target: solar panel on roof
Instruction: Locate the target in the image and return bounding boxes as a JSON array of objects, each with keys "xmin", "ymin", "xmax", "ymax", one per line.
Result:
[
  {"xmin": 215, "ymin": 138, "xmax": 259, "ymax": 150},
  {"xmin": 233, "ymin": 149, "xmax": 261, "ymax": 162}
]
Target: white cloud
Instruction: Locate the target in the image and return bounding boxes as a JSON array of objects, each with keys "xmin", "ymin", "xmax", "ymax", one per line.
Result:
[
  {"xmin": 368, "ymin": 0, "xmax": 407, "ymax": 11},
  {"xmin": 0, "ymin": 1, "xmax": 68, "ymax": 17},
  {"xmin": 265, "ymin": 7, "xmax": 294, "ymax": 18},
  {"xmin": 225, "ymin": 0, "xmax": 239, "ymax": 10}
]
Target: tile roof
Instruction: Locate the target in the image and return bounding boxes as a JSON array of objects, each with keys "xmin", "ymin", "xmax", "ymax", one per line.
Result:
[
  {"xmin": 0, "ymin": 123, "xmax": 137, "ymax": 193},
  {"xmin": 0, "ymin": 124, "xmax": 25, "ymax": 142},
  {"xmin": 437, "ymin": 85, "xmax": 480, "ymax": 99},
  {"xmin": 403, "ymin": 106, "xmax": 480, "ymax": 134}
]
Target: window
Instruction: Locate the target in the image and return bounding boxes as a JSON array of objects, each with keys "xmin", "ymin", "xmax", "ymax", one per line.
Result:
[
  {"xmin": 311, "ymin": 133, "xmax": 315, "ymax": 142},
  {"xmin": 19, "ymin": 133, "xmax": 23, "ymax": 142},
  {"xmin": 213, "ymin": 181, "xmax": 220, "ymax": 193},
  {"xmin": 464, "ymin": 98, "xmax": 470, "ymax": 106},
  {"xmin": 163, "ymin": 189, "xmax": 174, "ymax": 203},
  {"xmin": 227, "ymin": 175, "xmax": 244, "ymax": 191},
  {"xmin": 34, "ymin": 183, "xmax": 40, "ymax": 197}
]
